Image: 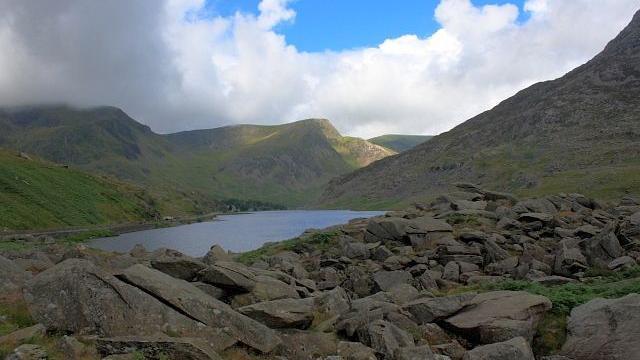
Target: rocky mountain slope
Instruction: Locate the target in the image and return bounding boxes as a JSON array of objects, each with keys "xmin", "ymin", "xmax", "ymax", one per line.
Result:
[
  {"xmin": 0, "ymin": 149, "xmax": 158, "ymax": 230},
  {"xmin": 0, "ymin": 106, "xmax": 393, "ymax": 210},
  {"xmin": 322, "ymin": 10, "xmax": 640, "ymax": 209},
  {"xmin": 2, "ymin": 183, "xmax": 639, "ymax": 359},
  {"xmin": 369, "ymin": 134, "xmax": 433, "ymax": 152}
]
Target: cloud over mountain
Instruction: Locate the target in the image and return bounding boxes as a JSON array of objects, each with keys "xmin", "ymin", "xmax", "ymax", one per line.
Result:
[{"xmin": 0, "ymin": 0, "xmax": 637, "ymax": 137}]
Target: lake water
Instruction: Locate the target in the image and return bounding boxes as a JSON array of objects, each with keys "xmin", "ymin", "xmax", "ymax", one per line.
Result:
[{"xmin": 88, "ymin": 210, "xmax": 384, "ymax": 256}]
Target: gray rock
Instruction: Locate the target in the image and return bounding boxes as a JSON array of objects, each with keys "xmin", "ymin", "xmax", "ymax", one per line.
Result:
[
  {"xmin": 341, "ymin": 237, "xmax": 371, "ymax": 259},
  {"xmin": 202, "ymin": 244, "xmax": 232, "ymax": 265},
  {"xmin": 519, "ymin": 212, "xmax": 553, "ymax": 223},
  {"xmin": 533, "ymin": 276, "xmax": 577, "ymax": 286},
  {"xmin": 561, "ymin": 294, "xmax": 640, "ymax": 360},
  {"xmin": 608, "ymin": 256, "xmax": 637, "ymax": 270},
  {"xmin": 363, "ymin": 320, "xmax": 414, "ymax": 358},
  {"xmin": 117, "ymin": 264, "xmax": 282, "ymax": 353},
  {"xmin": 0, "ymin": 324, "xmax": 46, "ymax": 346},
  {"xmin": 365, "ymin": 217, "xmax": 411, "ymax": 243},
  {"xmin": 150, "ymin": 254, "xmax": 207, "ymax": 281},
  {"xmin": 230, "ymin": 275, "xmax": 299, "ymax": 307},
  {"xmin": 444, "ymin": 291, "xmax": 551, "ymax": 344},
  {"xmin": 582, "ymin": 228, "xmax": 624, "ymax": 267},
  {"xmin": 403, "ymin": 293, "xmax": 476, "ymax": 324},
  {"xmin": 372, "ymin": 246, "xmax": 394, "ymax": 261},
  {"xmin": 373, "ymin": 271, "xmax": 413, "ymax": 292},
  {"xmin": 5, "ymin": 344, "xmax": 48, "ymax": 360},
  {"xmin": 554, "ymin": 240, "xmax": 588, "ymax": 277},
  {"xmin": 238, "ymin": 297, "xmax": 316, "ymax": 328},
  {"xmin": 0, "ymin": 254, "xmax": 31, "ymax": 296},
  {"xmin": 395, "ymin": 345, "xmax": 436, "ymax": 360},
  {"xmin": 198, "ymin": 261, "xmax": 257, "ymax": 292},
  {"xmin": 442, "ymin": 262, "xmax": 460, "ymax": 282},
  {"xmin": 96, "ymin": 336, "xmax": 222, "ymax": 360},
  {"xmin": 338, "ymin": 341, "xmax": 378, "ymax": 360},
  {"xmin": 462, "ymin": 337, "xmax": 534, "ymax": 360}
]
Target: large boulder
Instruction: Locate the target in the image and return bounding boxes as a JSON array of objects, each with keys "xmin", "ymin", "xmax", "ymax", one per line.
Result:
[
  {"xmin": 406, "ymin": 216, "xmax": 456, "ymax": 250},
  {"xmin": 238, "ymin": 297, "xmax": 315, "ymax": 329},
  {"xmin": 198, "ymin": 261, "xmax": 257, "ymax": 292},
  {"xmin": 150, "ymin": 254, "xmax": 207, "ymax": 281},
  {"xmin": 96, "ymin": 336, "xmax": 222, "ymax": 360},
  {"xmin": 365, "ymin": 217, "xmax": 411, "ymax": 243},
  {"xmin": 582, "ymin": 228, "xmax": 624, "ymax": 267},
  {"xmin": 0, "ymin": 255, "xmax": 31, "ymax": 298},
  {"xmin": 373, "ymin": 271, "xmax": 413, "ymax": 292},
  {"xmin": 462, "ymin": 337, "xmax": 534, "ymax": 360},
  {"xmin": 403, "ymin": 293, "xmax": 475, "ymax": 324},
  {"xmin": 230, "ymin": 275, "xmax": 299, "ymax": 307},
  {"xmin": 118, "ymin": 264, "xmax": 281, "ymax": 353},
  {"xmin": 444, "ymin": 291, "xmax": 551, "ymax": 344},
  {"xmin": 202, "ymin": 245, "xmax": 232, "ymax": 265},
  {"xmin": 24, "ymin": 260, "xmax": 280, "ymax": 354},
  {"xmin": 337, "ymin": 341, "xmax": 377, "ymax": 360},
  {"xmin": 561, "ymin": 294, "xmax": 640, "ymax": 360},
  {"xmin": 361, "ymin": 320, "xmax": 414, "ymax": 358}
]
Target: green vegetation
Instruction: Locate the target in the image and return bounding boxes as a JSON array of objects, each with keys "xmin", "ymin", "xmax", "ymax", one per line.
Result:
[
  {"xmin": 442, "ymin": 266, "xmax": 640, "ymax": 355},
  {"xmin": 368, "ymin": 134, "xmax": 432, "ymax": 153},
  {"xmin": 0, "ymin": 150, "xmax": 158, "ymax": 230},
  {"xmin": 236, "ymin": 230, "xmax": 340, "ymax": 265}
]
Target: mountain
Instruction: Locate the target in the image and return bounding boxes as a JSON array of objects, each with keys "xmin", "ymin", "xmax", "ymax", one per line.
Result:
[
  {"xmin": 0, "ymin": 149, "xmax": 157, "ymax": 230},
  {"xmin": 322, "ymin": 10, "xmax": 640, "ymax": 209},
  {"xmin": 368, "ymin": 134, "xmax": 433, "ymax": 152},
  {"xmin": 0, "ymin": 107, "xmax": 393, "ymax": 210}
]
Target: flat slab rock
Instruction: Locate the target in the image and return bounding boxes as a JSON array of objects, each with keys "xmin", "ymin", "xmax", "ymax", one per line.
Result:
[
  {"xmin": 444, "ymin": 291, "xmax": 551, "ymax": 344},
  {"xmin": 462, "ymin": 337, "xmax": 534, "ymax": 360}
]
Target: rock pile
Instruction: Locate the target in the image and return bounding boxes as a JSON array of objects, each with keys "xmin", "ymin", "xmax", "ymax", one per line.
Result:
[{"xmin": 1, "ymin": 184, "xmax": 639, "ymax": 359}]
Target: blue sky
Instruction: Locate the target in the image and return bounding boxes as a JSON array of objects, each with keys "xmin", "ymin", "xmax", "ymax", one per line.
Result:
[{"xmin": 208, "ymin": 0, "xmax": 527, "ymax": 52}]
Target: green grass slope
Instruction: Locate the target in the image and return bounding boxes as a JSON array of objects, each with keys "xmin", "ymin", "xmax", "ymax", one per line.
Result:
[
  {"xmin": 0, "ymin": 150, "xmax": 157, "ymax": 230},
  {"xmin": 368, "ymin": 134, "xmax": 432, "ymax": 152},
  {"xmin": 0, "ymin": 107, "xmax": 394, "ymax": 211}
]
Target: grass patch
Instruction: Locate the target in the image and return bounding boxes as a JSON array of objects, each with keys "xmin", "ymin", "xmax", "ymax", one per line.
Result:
[
  {"xmin": 236, "ymin": 231, "xmax": 341, "ymax": 265},
  {"xmin": 0, "ymin": 301, "xmax": 35, "ymax": 337}
]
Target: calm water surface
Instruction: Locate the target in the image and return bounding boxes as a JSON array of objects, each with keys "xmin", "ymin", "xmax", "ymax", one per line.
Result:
[{"xmin": 88, "ymin": 210, "xmax": 384, "ymax": 256}]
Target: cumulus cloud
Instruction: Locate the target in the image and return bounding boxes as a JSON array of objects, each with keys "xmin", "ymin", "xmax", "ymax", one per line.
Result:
[{"xmin": 0, "ymin": 0, "xmax": 637, "ymax": 137}]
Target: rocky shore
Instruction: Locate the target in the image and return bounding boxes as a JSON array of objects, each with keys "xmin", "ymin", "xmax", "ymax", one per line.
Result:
[{"xmin": 1, "ymin": 183, "xmax": 640, "ymax": 359}]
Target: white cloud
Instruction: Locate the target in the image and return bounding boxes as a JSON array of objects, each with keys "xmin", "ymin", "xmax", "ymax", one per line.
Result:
[{"xmin": 0, "ymin": 0, "xmax": 637, "ymax": 138}]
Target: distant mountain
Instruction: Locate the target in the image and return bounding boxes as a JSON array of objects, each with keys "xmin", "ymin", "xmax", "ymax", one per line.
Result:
[
  {"xmin": 322, "ymin": 10, "xmax": 640, "ymax": 209},
  {"xmin": 368, "ymin": 134, "xmax": 433, "ymax": 152},
  {"xmin": 0, "ymin": 107, "xmax": 393, "ymax": 211},
  {"xmin": 0, "ymin": 149, "xmax": 157, "ymax": 230}
]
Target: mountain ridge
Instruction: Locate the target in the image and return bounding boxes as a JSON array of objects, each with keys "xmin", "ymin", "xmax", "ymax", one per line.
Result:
[
  {"xmin": 0, "ymin": 106, "xmax": 394, "ymax": 211},
  {"xmin": 321, "ymin": 9, "xmax": 640, "ymax": 209}
]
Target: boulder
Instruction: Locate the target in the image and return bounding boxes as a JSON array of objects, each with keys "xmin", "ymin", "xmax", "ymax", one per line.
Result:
[
  {"xmin": 582, "ymin": 229, "xmax": 624, "ymax": 267},
  {"xmin": 5, "ymin": 344, "xmax": 48, "ymax": 360},
  {"xmin": 117, "ymin": 264, "xmax": 281, "ymax": 353},
  {"xmin": 238, "ymin": 298, "xmax": 315, "ymax": 328},
  {"xmin": 0, "ymin": 324, "xmax": 46, "ymax": 346},
  {"xmin": 341, "ymin": 237, "xmax": 371, "ymax": 260},
  {"xmin": 150, "ymin": 255, "xmax": 207, "ymax": 281},
  {"xmin": 406, "ymin": 217, "xmax": 457, "ymax": 250},
  {"xmin": 554, "ymin": 240, "xmax": 587, "ymax": 276},
  {"xmin": 0, "ymin": 255, "xmax": 31, "ymax": 297},
  {"xmin": 365, "ymin": 217, "xmax": 411, "ymax": 243},
  {"xmin": 608, "ymin": 256, "xmax": 637, "ymax": 271},
  {"xmin": 198, "ymin": 261, "xmax": 257, "ymax": 292},
  {"xmin": 96, "ymin": 336, "xmax": 222, "ymax": 360},
  {"xmin": 442, "ymin": 262, "xmax": 460, "ymax": 282},
  {"xmin": 230, "ymin": 275, "xmax": 299, "ymax": 307},
  {"xmin": 444, "ymin": 291, "xmax": 551, "ymax": 344},
  {"xmin": 462, "ymin": 337, "xmax": 534, "ymax": 360},
  {"xmin": 337, "ymin": 341, "xmax": 378, "ymax": 360},
  {"xmin": 373, "ymin": 271, "xmax": 413, "ymax": 292},
  {"xmin": 202, "ymin": 245, "xmax": 232, "ymax": 265},
  {"xmin": 561, "ymin": 294, "xmax": 640, "ymax": 360},
  {"xmin": 395, "ymin": 345, "xmax": 436, "ymax": 360},
  {"xmin": 362, "ymin": 320, "xmax": 414, "ymax": 358},
  {"xmin": 403, "ymin": 293, "xmax": 475, "ymax": 324}
]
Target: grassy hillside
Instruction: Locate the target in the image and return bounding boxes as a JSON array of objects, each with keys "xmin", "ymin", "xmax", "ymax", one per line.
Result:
[
  {"xmin": 0, "ymin": 150, "xmax": 157, "ymax": 230},
  {"xmin": 0, "ymin": 108, "xmax": 394, "ymax": 211},
  {"xmin": 322, "ymin": 11, "xmax": 640, "ymax": 209},
  {"xmin": 368, "ymin": 134, "xmax": 432, "ymax": 152}
]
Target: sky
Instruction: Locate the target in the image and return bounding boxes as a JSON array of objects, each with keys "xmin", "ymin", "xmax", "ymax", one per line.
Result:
[{"xmin": 0, "ymin": 0, "xmax": 637, "ymax": 138}]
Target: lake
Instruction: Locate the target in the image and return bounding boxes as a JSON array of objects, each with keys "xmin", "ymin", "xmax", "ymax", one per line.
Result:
[{"xmin": 88, "ymin": 210, "xmax": 384, "ymax": 256}]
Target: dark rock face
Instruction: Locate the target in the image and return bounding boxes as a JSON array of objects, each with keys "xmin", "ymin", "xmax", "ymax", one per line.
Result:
[{"xmin": 561, "ymin": 294, "xmax": 640, "ymax": 360}]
